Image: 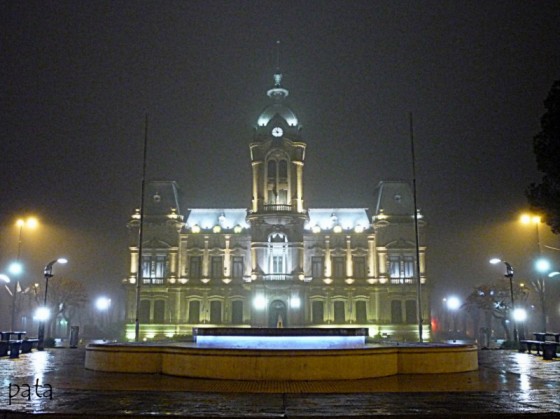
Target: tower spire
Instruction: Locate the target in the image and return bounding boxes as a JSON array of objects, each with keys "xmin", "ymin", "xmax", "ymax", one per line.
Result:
[
  {"xmin": 275, "ymin": 40, "xmax": 281, "ymax": 72},
  {"xmin": 268, "ymin": 40, "xmax": 288, "ymax": 99}
]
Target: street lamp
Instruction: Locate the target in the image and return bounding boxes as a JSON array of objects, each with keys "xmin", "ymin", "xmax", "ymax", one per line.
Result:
[
  {"xmin": 490, "ymin": 258, "xmax": 518, "ymax": 342},
  {"xmin": 9, "ymin": 217, "xmax": 38, "ymax": 330},
  {"xmin": 37, "ymin": 258, "xmax": 67, "ymax": 351}
]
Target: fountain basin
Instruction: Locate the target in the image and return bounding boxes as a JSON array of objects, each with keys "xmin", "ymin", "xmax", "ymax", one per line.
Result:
[{"xmin": 85, "ymin": 329, "xmax": 478, "ymax": 380}]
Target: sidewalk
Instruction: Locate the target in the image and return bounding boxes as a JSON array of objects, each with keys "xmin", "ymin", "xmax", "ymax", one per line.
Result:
[{"xmin": 1, "ymin": 346, "xmax": 559, "ymax": 417}]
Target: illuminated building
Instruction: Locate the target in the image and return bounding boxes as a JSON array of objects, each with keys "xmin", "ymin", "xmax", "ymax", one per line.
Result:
[{"xmin": 124, "ymin": 71, "xmax": 429, "ymax": 340}]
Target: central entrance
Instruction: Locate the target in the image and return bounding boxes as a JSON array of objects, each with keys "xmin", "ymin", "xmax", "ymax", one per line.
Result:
[{"xmin": 268, "ymin": 300, "xmax": 287, "ymax": 328}]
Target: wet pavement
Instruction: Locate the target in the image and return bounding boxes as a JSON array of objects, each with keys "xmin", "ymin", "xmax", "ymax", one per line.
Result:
[{"xmin": 0, "ymin": 345, "xmax": 559, "ymax": 417}]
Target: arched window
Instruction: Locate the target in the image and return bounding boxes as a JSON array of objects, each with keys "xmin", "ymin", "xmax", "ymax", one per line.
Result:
[
  {"xmin": 334, "ymin": 301, "xmax": 345, "ymax": 323},
  {"xmin": 139, "ymin": 300, "xmax": 151, "ymax": 323},
  {"xmin": 405, "ymin": 300, "xmax": 417, "ymax": 324},
  {"xmin": 188, "ymin": 300, "xmax": 200, "ymax": 323},
  {"xmin": 210, "ymin": 301, "xmax": 222, "ymax": 324},
  {"xmin": 231, "ymin": 301, "xmax": 243, "ymax": 324},
  {"xmin": 391, "ymin": 300, "xmax": 403, "ymax": 324},
  {"xmin": 356, "ymin": 301, "xmax": 367, "ymax": 323},
  {"xmin": 312, "ymin": 301, "xmax": 324, "ymax": 324},
  {"xmin": 153, "ymin": 300, "xmax": 165, "ymax": 323},
  {"xmin": 266, "ymin": 155, "xmax": 289, "ymax": 206}
]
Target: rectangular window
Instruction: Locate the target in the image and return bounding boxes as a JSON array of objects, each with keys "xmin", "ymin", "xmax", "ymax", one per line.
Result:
[
  {"xmin": 389, "ymin": 256, "xmax": 401, "ymax": 278},
  {"xmin": 333, "ymin": 257, "xmax": 345, "ymax": 279},
  {"xmin": 272, "ymin": 255, "xmax": 284, "ymax": 274},
  {"xmin": 211, "ymin": 256, "xmax": 223, "ymax": 279},
  {"xmin": 189, "ymin": 256, "xmax": 202, "ymax": 279},
  {"xmin": 403, "ymin": 256, "xmax": 415, "ymax": 278},
  {"xmin": 142, "ymin": 255, "xmax": 166, "ymax": 284},
  {"xmin": 312, "ymin": 257, "xmax": 324, "ymax": 279},
  {"xmin": 334, "ymin": 301, "xmax": 345, "ymax": 323},
  {"xmin": 353, "ymin": 256, "xmax": 366, "ymax": 279},
  {"xmin": 277, "ymin": 189, "xmax": 288, "ymax": 204},
  {"xmin": 232, "ymin": 257, "xmax": 244, "ymax": 279}
]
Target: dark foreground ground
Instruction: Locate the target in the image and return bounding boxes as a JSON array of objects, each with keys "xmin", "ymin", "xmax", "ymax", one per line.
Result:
[{"xmin": 0, "ymin": 345, "xmax": 559, "ymax": 417}]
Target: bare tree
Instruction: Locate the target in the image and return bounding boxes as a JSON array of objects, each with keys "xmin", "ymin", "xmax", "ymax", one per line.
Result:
[
  {"xmin": 463, "ymin": 280, "xmax": 529, "ymax": 343},
  {"xmin": 45, "ymin": 277, "xmax": 88, "ymax": 338}
]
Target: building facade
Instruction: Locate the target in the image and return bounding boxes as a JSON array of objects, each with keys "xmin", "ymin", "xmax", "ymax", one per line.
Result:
[{"xmin": 123, "ymin": 72, "xmax": 430, "ymax": 341}]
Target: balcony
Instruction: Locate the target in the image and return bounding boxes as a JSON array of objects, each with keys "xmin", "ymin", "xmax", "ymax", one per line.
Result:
[
  {"xmin": 390, "ymin": 277, "xmax": 415, "ymax": 285},
  {"xmin": 262, "ymin": 204, "xmax": 293, "ymax": 213},
  {"xmin": 262, "ymin": 274, "xmax": 293, "ymax": 281}
]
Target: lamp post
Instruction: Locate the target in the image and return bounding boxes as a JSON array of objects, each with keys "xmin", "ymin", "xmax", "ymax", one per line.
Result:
[
  {"xmin": 535, "ymin": 258, "xmax": 552, "ymax": 331},
  {"xmin": 490, "ymin": 258, "xmax": 518, "ymax": 342},
  {"xmin": 520, "ymin": 214, "xmax": 548, "ymax": 331},
  {"xmin": 37, "ymin": 258, "xmax": 67, "ymax": 351},
  {"xmin": 9, "ymin": 217, "xmax": 38, "ymax": 331}
]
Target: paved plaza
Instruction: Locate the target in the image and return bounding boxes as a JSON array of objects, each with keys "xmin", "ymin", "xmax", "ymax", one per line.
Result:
[{"xmin": 0, "ymin": 345, "xmax": 559, "ymax": 417}]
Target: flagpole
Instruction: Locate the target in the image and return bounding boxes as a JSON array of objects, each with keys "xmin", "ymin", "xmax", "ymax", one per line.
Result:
[
  {"xmin": 135, "ymin": 114, "xmax": 149, "ymax": 342},
  {"xmin": 409, "ymin": 112, "xmax": 423, "ymax": 343}
]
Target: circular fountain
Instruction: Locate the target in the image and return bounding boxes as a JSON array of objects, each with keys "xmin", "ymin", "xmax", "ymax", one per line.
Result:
[{"xmin": 85, "ymin": 328, "xmax": 478, "ymax": 381}]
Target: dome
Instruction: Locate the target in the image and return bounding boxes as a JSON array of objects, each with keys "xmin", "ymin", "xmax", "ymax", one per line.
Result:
[
  {"xmin": 256, "ymin": 72, "xmax": 299, "ymax": 127},
  {"xmin": 257, "ymin": 103, "xmax": 299, "ymax": 127}
]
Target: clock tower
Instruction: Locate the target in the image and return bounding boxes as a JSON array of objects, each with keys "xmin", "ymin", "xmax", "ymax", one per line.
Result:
[{"xmin": 247, "ymin": 71, "xmax": 308, "ymax": 326}]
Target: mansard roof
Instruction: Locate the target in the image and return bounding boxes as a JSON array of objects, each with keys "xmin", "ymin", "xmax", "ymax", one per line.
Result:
[{"xmin": 372, "ymin": 181, "xmax": 415, "ymax": 216}]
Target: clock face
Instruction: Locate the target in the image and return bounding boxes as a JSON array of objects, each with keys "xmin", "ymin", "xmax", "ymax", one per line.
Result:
[{"xmin": 272, "ymin": 127, "xmax": 283, "ymax": 137}]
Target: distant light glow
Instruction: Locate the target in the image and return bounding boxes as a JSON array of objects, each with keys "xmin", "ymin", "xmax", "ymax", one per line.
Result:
[
  {"xmin": 191, "ymin": 225, "xmax": 201, "ymax": 233},
  {"xmin": 354, "ymin": 225, "xmax": 364, "ymax": 233},
  {"xmin": 17, "ymin": 217, "xmax": 39, "ymax": 229},
  {"xmin": 253, "ymin": 295, "xmax": 267, "ymax": 310},
  {"xmin": 312, "ymin": 225, "xmax": 321, "ymax": 233},
  {"xmin": 520, "ymin": 214, "xmax": 541, "ymax": 224},
  {"xmin": 513, "ymin": 308, "xmax": 527, "ymax": 322},
  {"xmin": 95, "ymin": 296, "xmax": 111, "ymax": 311},
  {"xmin": 333, "ymin": 225, "xmax": 342, "ymax": 233},
  {"xmin": 290, "ymin": 297, "xmax": 301, "ymax": 308},
  {"xmin": 57, "ymin": 258, "xmax": 68, "ymax": 265},
  {"xmin": 446, "ymin": 296, "xmax": 461, "ymax": 310},
  {"xmin": 35, "ymin": 307, "xmax": 50, "ymax": 321},
  {"xmin": 0, "ymin": 274, "xmax": 10, "ymax": 283},
  {"xmin": 234, "ymin": 225, "xmax": 243, "ymax": 233},
  {"xmin": 213, "ymin": 225, "xmax": 222, "ymax": 233},
  {"xmin": 489, "ymin": 258, "xmax": 502, "ymax": 265},
  {"xmin": 8, "ymin": 262, "xmax": 23, "ymax": 275},
  {"xmin": 535, "ymin": 258, "xmax": 551, "ymax": 273}
]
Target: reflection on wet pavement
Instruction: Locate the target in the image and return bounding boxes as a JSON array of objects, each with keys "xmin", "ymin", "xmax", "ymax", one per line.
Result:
[{"xmin": 1, "ymin": 346, "xmax": 559, "ymax": 416}]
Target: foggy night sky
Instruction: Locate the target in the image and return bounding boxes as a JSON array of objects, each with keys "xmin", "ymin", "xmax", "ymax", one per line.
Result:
[{"xmin": 1, "ymin": 1, "xmax": 560, "ymax": 310}]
